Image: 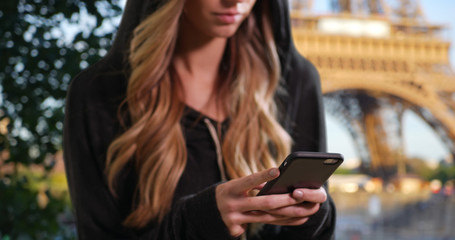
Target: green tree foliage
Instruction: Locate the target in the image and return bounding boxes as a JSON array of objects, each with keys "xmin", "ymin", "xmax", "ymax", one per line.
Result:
[
  {"xmin": 405, "ymin": 157, "xmax": 434, "ymax": 180},
  {"xmin": 406, "ymin": 157, "xmax": 455, "ymax": 183},
  {"xmin": 430, "ymin": 161, "xmax": 455, "ymax": 184},
  {"xmin": 0, "ymin": 0, "xmax": 122, "ymax": 238}
]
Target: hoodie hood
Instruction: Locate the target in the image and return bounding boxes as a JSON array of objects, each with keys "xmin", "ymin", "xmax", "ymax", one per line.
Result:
[{"xmin": 104, "ymin": 0, "xmax": 295, "ymax": 76}]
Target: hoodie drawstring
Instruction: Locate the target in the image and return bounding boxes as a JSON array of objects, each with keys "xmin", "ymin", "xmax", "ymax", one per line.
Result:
[{"xmin": 204, "ymin": 118, "xmax": 227, "ymax": 182}]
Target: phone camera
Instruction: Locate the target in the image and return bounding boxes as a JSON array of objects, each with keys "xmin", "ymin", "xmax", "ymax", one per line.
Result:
[{"xmin": 323, "ymin": 159, "xmax": 339, "ymax": 165}]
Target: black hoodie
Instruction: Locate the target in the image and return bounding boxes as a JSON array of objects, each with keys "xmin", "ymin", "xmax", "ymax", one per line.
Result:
[{"xmin": 63, "ymin": 0, "xmax": 335, "ymax": 239}]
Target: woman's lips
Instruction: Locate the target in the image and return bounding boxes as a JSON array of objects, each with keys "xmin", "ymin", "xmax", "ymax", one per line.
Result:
[{"xmin": 215, "ymin": 13, "xmax": 241, "ymax": 24}]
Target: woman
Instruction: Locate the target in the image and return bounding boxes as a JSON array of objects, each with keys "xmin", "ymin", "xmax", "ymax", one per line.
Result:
[{"xmin": 63, "ymin": 0, "xmax": 336, "ymax": 239}]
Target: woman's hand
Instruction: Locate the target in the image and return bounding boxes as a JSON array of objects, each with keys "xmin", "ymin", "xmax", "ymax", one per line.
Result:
[{"xmin": 215, "ymin": 168, "xmax": 327, "ymax": 237}]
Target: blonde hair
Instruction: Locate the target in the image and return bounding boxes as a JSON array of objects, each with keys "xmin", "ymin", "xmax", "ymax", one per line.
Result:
[{"xmin": 106, "ymin": 0, "xmax": 292, "ymax": 228}]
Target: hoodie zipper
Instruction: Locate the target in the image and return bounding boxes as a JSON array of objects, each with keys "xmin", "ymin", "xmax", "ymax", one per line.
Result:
[{"xmin": 204, "ymin": 118, "xmax": 227, "ymax": 182}]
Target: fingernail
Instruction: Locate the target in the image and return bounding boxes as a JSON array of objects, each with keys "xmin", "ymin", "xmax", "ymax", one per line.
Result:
[
  {"xmin": 269, "ymin": 168, "xmax": 278, "ymax": 177},
  {"xmin": 294, "ymin": 190, "xmax": 304, "ymax": 198}
]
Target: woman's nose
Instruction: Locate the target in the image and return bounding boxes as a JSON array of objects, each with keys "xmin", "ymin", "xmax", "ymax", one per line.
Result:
[{"xmin": 222, "ymin": 0, "xmax": 251, "ymax": 7}]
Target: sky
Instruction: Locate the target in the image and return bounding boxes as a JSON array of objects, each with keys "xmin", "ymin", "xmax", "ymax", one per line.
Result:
[{"xmin": 311, "ymin": 0, "xmax": 455, "ymax": 165}]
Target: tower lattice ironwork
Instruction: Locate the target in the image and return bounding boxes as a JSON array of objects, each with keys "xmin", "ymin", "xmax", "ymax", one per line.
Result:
[{"xmin": 290, "ymin": 0, "xmax": 455, "ymax": 177}]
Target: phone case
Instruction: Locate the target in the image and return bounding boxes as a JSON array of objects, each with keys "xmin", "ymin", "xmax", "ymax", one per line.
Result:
[{"xmin": 257, "ymin": 151, "xmax": 343, "ymax": 195}]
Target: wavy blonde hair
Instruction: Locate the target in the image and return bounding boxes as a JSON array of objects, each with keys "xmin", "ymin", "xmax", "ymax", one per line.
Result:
[{"xmin": 106, "ymin": 0, "xmax": 292, "ymax": 228}]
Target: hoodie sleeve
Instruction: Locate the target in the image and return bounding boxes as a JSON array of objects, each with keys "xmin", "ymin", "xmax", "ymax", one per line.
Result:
[
  {"xmin": 249, "ymin": 54, "xmax": 336, "ymax": 240},
  {"xmin": 63, "ymin": 73, "xmax": 235, "ymax": 240}
]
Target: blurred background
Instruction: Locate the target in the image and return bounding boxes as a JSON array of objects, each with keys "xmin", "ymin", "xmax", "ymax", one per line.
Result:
[{"xmin": 0, "ymin": 0, "xmax": 454, "ymax": 239}]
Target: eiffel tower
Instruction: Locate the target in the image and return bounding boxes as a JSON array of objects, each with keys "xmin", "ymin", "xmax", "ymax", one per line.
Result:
[{"xmin": 290, "ymin": 0, "xmax": 455, "ymax": 177}]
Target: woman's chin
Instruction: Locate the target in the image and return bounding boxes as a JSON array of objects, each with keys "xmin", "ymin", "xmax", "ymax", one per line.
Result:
[{"xmin": 208, "ymin": 26, "xmax": 241, "ymax": 39}]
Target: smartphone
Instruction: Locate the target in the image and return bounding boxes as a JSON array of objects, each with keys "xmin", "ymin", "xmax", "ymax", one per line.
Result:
[{"xmin": 257, "ymin": 151, "xmax": 343, "ymax": 196}]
